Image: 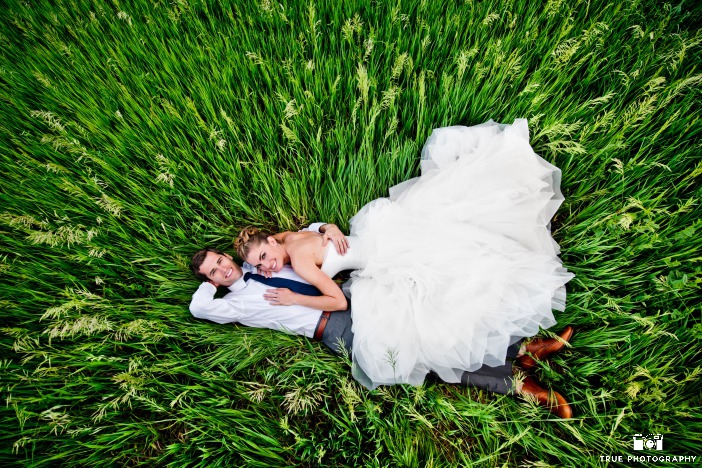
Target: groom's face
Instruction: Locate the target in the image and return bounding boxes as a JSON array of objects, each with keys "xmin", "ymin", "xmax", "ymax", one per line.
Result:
[{"xmin": 198, "ymin": 252, "xmax": 242, "ymax": 287}]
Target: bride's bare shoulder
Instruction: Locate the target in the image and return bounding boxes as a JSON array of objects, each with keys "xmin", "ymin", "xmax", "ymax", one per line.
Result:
[
  {"xmin": 285, "ymin": 231, "xmax": 325, "ymax": 264},
  {"xmin": 283, "ymin": 230, "xmax": 321, "ymax": 243}
]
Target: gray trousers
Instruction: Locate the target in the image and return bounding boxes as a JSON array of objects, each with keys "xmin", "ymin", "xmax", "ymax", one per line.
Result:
[{"xmin": 317, "ymin": 308, "xmax": 520, "ymax": 395}]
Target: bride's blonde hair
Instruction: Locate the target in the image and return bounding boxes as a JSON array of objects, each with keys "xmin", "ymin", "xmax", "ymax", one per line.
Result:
[{"xmin": 235, "ymin": 227, "xmax": 270, "ymax": 261}]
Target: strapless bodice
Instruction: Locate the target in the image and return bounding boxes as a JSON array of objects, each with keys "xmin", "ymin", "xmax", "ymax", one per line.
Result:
[{"xmin": 321, "ymin": 236, "xmax": 365, "ymax": 277}]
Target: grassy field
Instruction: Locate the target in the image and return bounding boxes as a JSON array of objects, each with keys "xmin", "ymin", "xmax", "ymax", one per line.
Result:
[{"xmin": 1, "ymin": 0, "xmax": 700, "ymax": 466}]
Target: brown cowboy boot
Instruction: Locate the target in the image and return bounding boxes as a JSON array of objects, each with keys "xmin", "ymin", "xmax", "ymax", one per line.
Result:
[
  {"xmin": 519, "ymin": 375, "xmax": 573, "ymax": 418},
  {"xmin": 517, "ymin": 326, "xmax": 574, "ymax": 370}
]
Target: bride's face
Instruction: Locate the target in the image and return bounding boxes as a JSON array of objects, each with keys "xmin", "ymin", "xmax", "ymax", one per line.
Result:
[{"xmin": 245, "ymin": 238, "xmax": 285, "ymax": 273}]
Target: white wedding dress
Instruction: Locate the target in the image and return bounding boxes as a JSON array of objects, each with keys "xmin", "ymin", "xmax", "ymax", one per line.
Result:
[{"xmin": 321, "ymin": 120, "xmax": 574, "ymax": 389}]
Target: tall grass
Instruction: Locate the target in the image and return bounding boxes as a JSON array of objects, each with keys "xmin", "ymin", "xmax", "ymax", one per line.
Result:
[{"xmin": 1, "ymin": 0, "xmax": 700, "ymax": 465}]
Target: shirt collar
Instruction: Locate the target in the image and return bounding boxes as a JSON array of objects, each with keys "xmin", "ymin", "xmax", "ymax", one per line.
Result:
[{"xmin": 227, "ymin": 275, "xmax": 248, "ymax": 293}]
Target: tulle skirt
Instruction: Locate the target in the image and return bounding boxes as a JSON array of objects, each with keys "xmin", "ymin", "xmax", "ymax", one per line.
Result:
[{"xmin": 323, "ymin": 120, "xmax": 574, "ymax": 389}]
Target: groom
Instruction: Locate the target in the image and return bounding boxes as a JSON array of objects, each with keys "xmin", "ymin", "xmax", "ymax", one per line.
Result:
[{"xmin": 189, "ymin": 223, "xmax": 574, "ymax": 418}]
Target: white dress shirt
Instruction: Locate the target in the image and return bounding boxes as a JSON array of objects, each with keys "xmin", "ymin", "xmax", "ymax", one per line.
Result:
[{"xmin": 189, "ymin": 223, "xmax": 328, "ymax": 337}]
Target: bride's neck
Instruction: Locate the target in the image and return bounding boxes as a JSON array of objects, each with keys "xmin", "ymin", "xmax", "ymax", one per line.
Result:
[
  {"xmin": 273, "ymin": 232, "xmax": 290, "ymax": 243},
  {"xmin": 273, "ymin": 232, "xmax": 292, "ymax": 263}
]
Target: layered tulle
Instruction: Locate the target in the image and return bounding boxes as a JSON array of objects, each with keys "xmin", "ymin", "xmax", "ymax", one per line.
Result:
[{"xmin": 322, "ymin": 120, "xmax": 574, "ymax": 389}]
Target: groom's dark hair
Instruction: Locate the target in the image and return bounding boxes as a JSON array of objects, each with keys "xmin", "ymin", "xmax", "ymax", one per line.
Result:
[{"xmin": 190, "ymin": 247, "xmax": 225, "ymax": 281}]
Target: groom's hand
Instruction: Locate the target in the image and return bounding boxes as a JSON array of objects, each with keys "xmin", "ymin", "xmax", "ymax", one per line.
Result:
[
  {"xmin": 320, "ymin": 223, "xmax": 349, "ymax": 255},
  {"xmin": 264, "ymin": 288, "xmax": 297, "ymax": 306}
]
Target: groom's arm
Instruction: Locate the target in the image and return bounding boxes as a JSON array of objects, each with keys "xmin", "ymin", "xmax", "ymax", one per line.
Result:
[
  {"xmin": 303, "ymin": 223, "xmax": 348, "ymax": 255},
  {"xmin": 190, "ymin": 282, "xmax": 243, "ymax": 324},
  {"xmin": 304, "ymin": 222, "xmax": 331, "ymax": 232},
  {"xmin": 303, "ymin": 222, "xmax": 339, "ymax": 234}
]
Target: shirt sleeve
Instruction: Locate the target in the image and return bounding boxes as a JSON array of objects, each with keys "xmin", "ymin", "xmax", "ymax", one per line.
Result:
[
  {"xmin": 302, "ymin": 222, "xmax": 325, "ymax": 233},
  {"xmin": 189, "ymin": 282, "xmax": 243, "ymax": 324}
]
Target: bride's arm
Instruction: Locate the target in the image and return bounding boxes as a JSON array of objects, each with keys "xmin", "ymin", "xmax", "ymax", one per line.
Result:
[
  {"xmin": 288, "ymin": 259, "xmax": 347, "ymax": 311},
  {"xmin": 272, "ymin": 237, "xmax": 347, "ymax": 311}
]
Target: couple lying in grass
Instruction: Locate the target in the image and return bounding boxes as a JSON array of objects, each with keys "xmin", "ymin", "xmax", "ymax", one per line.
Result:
[{"xmin": 190, "ymin": 120, "xmax": 576, "ymax": 418}]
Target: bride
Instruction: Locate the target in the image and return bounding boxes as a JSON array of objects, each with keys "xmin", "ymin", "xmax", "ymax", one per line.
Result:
[{"xmin": 235, "ymin": 120, "xmax": 574, "ymax": 389}]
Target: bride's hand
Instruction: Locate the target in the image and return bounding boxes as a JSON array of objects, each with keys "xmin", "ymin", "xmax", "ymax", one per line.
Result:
[
  {"xmin": 321, "ymin": 224, "xmax": 349, "ymax": 256},
  {"xmin": 257, "ymin": 267, "xmax": 273, "ymax": 278},
  {"xmin": 264, "ymin": 288, "xmax": 297, "ymax": 306}
]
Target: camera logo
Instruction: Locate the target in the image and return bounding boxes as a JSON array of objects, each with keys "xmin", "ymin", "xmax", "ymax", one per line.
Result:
[{"xmin": 633, "ymin": 434, "xmax": 663, "ymax": 451}]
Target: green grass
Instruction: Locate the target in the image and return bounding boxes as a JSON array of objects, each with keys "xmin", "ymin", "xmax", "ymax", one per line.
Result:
[{"xmin": 1, "ymin": 0, "xmax": 700, "ymax": 466}]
